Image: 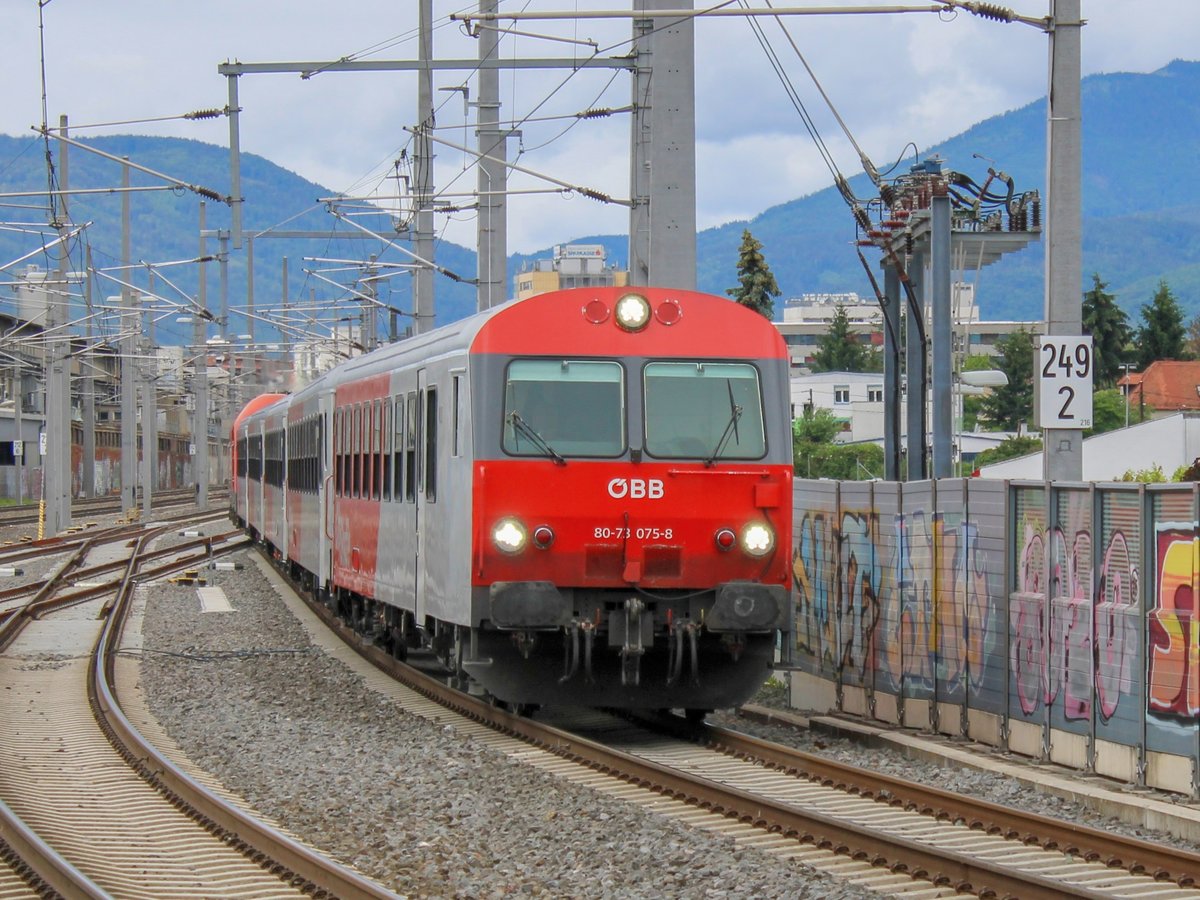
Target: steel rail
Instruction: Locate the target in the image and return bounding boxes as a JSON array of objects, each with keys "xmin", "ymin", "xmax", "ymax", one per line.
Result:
[
  {"xmin": 0, "ymin": 794, "xmax": 110, "ymax": 899},
  {"xmin": 91, "ymin": 535, "xmax": 396, "ymax": 900},
  {"xmin": 692, "ymin": 719, "xmax": 1200, "ymax": 888},
  {"xmin": 288, "ymin": 575, "xmax": 1123, "ymax": 899}
]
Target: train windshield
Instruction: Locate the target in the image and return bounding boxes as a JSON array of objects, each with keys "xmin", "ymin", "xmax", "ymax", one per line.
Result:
[
  {"xmin": 503, "ymin": 359, "xmax": 625, "ymax": 458},
  {"xmin": 643, "ymin": 362, "xmax": 766, "ymax": 460}
]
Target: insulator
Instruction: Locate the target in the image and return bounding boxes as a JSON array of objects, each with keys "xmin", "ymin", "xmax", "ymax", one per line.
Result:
[
  {"xmin": 184, "ymin": 108, "xmax": 225, "ymax": 120},
  {"xmin": 879, "ymin": 183, "xmax": 896, "ymax": 207},
  {"xmin": 868, "ymin": 230, "xmax": 885, "ymax": 239},
  {"xmin": 970, "ymin": 2, "xmax": 1016, "ymax": 23},
  {"xmin": 852, "ymin": 206, "xmax": 872, "ymax": 233},
  {"xmin": 855, "ymin": 239, "xmax": 875, "ymax": 247},
  {"xmin": 905, "ymin": 234, "xmax": 914, "ymax": 255},
  {"xmin": 195, "ymin": 186, "xmax": 223, "ymax": 202},
  {"xmin": 1031, "ymin": 199, "xmax": 1041, "ymax": 229},
  {"xmin": 578, "ymin": 107, "xmax": 614, "ymax": 119},
  {"xmin": 578, "ymin": 187, "xmax": 612, "ymax": 203}
]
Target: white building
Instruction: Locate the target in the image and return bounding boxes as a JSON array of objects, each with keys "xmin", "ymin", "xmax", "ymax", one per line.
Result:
[{"xmin": 978, "ymin": 412, "xmax": 1200, "ymax": 481}]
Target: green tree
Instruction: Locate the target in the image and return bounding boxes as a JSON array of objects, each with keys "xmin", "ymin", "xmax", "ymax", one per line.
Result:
[
  {"xmin": 972, "ymin": 435, "xmax": 1043, "ymax": 469},
  {"xmin": 1135, "ymin": 279, "xmax": 1187, "ymax": 368},
  {"xmin": 978, "ymin": 329, "xmax": 1035, "ymax": 432},
  {"xmin": 1084, "ymin": 388, "xmax": 1152, "ymax": 437},
  {"xmin": 792, "ymin": 406, "xmax": 842, "ymax": 445},
  {"xmin": 1081, "ymin": 273, "xmax": 1131, "ymax": 388},
  {"xmin": 726, "ymin": 229, "xmax": 780, "ymax": 319},
  {"xmin": 811, "ymin": 305, "xmax": 877, "ymax": 372}
]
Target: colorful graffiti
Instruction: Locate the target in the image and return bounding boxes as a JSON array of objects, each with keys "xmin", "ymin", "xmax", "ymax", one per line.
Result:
[
  {"xmin": 792, "ymin": 503, "xmax": 998, "ymax": 698},
  {"xmin": 1148, "ymin": 526, "xmax": 1199, "ymax": 719},
  {"xmin": 1010, "ymin": 519, "xmax": 1140, "ymax": 721},
  {"xmin": 793, "ymin": 480, "xmax": 1200, "ymax": 772}
]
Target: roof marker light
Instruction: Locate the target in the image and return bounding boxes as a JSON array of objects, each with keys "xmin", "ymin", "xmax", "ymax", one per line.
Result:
[
  {"xmin": 582, "ymin": 297, "xmax": 610, "ymax": 324},
  {"xmin": 655, "ymin": 298, "xmax": 682, "ymax": 326},
  {"xmin": 614, "ymin": 293, "xmax": 651, "ymax": 332}
]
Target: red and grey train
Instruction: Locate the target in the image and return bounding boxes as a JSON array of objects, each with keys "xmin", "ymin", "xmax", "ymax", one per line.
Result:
[{"xmin": 232, "ymin": 286, "xmax": 792, "ymax": 714}]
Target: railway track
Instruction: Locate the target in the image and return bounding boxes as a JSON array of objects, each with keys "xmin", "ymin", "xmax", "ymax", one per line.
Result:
[
  {"xmin": 0, "ymin": 512, "xmax": 392, "ymax": 899},
  {"xmin": 268, "ymin": 548, "xmax": 1200, "ymax": 899},
  {"xmin": 0, "ymin": 487, "xmax": 227, "ymax": 529}
]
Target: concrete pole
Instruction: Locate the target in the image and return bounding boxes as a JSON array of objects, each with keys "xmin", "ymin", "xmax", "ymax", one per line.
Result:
[
  {"xmin": 930, "ymin": 191, "xmax": 953, "ymax": 478},
  {"xmin": 1043, "ymin": 0, "xmax": 1084, "ymax": 482},
  {"xmin": 193, "ymin": 202, "xmax": 210, "ymax": 507},
  {"xmin": 147, "ymin": 271, "xmax": 158, "ymax": 495},
  {"xmin": 476, "ymin": 0, "xmax": 508, "ymax": 310},
  {"xmin": 120, "ymin": 160, "xmax": 138, "ymax": 514},
  {"xmin": 140, "ymin": 290, "xmax": 153, "ymax": 520},
  {"xmin": 246, "ymin": 235, "xmax": 255, "ymax": 344},
  {"xmin": 628, "ymin": 9, "xmax": 652, "ymax": 286},
  {"xmin": 227, "ymin": 74, "xmax": 244, "ymax": 250},
  {"xmin": 43, "ymin": 115, "xmax": 73, "ymax": 534},
  {"xmin": 82, "ymin": 246, "xmax": 95, "ymax": 498},
  {"xmin": 219, "ymin": 232, "xmax": 230, "ymax": 484},
  {"xmin": 628, "ymin": 0, "xmax": 697, "ymax": 289},
  {"xmin": 413, "ymin": 0, "xmax": 435, "ymax": 334}
]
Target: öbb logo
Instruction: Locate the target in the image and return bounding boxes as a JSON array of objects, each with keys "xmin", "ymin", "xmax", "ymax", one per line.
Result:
[{"xmin": 607, "ymin": 478, "xmax": 664, "ymax": 499}]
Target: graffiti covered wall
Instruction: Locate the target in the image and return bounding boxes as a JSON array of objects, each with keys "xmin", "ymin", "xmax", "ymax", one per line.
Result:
[{"xmin": 790, "ymin": 478, "xmax": 1199, "ymax": 787}]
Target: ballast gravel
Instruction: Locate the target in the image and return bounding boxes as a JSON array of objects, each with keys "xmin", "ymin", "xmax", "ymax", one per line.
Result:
[
  {"xmin": 138, "ymin": 543, "xmax": 1200, "ymax": 898},
  {"xmin": 138, "ymin": 553, "xmax": 877, "ymax": 900}
]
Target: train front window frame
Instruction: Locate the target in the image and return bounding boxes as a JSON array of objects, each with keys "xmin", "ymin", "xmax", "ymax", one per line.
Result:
[
  {"xmin": 501, "ymin": 359, "xmax": 625, "ymax": 458},
  {"xmin": 642, "ymin": 361, "xmax": 767, "ymax": 460}
]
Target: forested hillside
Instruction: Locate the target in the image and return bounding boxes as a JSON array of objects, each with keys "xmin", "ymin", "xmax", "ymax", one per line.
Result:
[{"xmin": 1, "ymin": 60, "xmax": 1195, "ymax": 343}]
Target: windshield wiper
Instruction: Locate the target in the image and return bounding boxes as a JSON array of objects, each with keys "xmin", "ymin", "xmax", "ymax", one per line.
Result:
[
  {"xmin": 509, "ymin": 411, "xmax": 566, "ymax": 465},
  {"xmin": 704, "ymin": 383, "xmax": 743, "ymax": 468}
]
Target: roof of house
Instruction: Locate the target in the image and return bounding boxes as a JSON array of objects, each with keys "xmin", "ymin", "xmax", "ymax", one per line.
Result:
[{"xmin": 1120, "ymin": 360, "xmax": 1200, "ymax": 411}]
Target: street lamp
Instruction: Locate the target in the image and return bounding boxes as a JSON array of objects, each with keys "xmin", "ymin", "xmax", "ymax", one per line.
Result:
[{"xmin": 1119, "ymin": 363, "xmax": 1135, "ymax": 427}]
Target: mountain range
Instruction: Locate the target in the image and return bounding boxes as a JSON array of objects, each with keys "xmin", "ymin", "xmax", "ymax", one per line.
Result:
[{"xmin": 0, "ymin": 59, "xmax": 1196, "ymax": 347}]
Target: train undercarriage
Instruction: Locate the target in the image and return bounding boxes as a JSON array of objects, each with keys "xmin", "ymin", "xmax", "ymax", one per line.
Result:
[{"xmin": 315, "ymin": 579, "xmax": 782, "ymax": 716}]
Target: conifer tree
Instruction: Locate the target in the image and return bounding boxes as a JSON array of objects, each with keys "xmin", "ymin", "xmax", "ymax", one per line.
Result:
[
  {"xmin": 1135, "ymin": 280, "xmax": 1187, "ymax": 368},
  {"xmin": 979, "ymin": 328, "xmax": 1034, "ymax": 431},
  {"xmin": 726, "ymin": 229, "xmax": 780, "ymax": 319},
  {"xmin": 1081, "ymin": 273, "xmax": 1130, "ymax": 387},
  {"xmin": 811, "ymin": 304, "xmax": 877, "ymax": 372}
]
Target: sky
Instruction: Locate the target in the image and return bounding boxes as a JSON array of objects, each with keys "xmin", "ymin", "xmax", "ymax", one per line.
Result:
[{"xmin": 1, "ymin": 1, "xmax": 1197, "ymax": 256}]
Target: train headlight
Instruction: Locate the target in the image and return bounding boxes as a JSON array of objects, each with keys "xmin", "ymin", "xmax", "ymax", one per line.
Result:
[
  {"xmin": 740, "ymin": 522, "xmax": 775, "ymax": 557},
  {"xmin": 614, "ymin": 293, "xmax": 651, "ymax": 332},
  {"xmin": 493, "ymin": 518, "xmax": 528, "ymax": 554}
]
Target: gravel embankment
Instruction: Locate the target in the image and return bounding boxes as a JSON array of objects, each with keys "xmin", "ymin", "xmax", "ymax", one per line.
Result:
[
  {"xmin": 138, "ymin": 551, "xmax": 882, "ymax": 900},
  {"xmin": 135, "ymin": 528, "xmax": 1200, "ymax": 897}
]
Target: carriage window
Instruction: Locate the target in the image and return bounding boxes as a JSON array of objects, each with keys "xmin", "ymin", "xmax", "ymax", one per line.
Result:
[
  {"xmin": 333, "ymin": 411, "xmax": 342, "ymax": 495},
  {"xmin": 425, "ymin": 387, "xmax": 437, "ymax": 502},
  {"xmin": 372, "ymin": 398, "xmax": 383, "ymax": 501},
  {"xmin": 643, "ymin": 362, "xmax": 766, "ymax": 460},
  {"xmin": 393, "ymin": 396, "xmax": 404, "ymax": 502},
  {"xmin": 405, "ymin": 393, "xmax": 418, "ymax": 502},
  {"xmin": 381, "ymin": 401, "xmax": 391, "ymax": 501},
  {"xmin": 352, "ymin": 404, "xmax": 362, "ymax": 498},
  {"xmin": 452, "ymin": 373, "xmax": 464, "ymax": 457},
  {"xmin": 502, "ymin": 359, "xmax": 623, "ymax": 457}
]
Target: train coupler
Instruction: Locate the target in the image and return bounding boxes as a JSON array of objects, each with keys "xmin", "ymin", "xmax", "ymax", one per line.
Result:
[
  {"xmin": 513, "ymin": 630, "xmax": 537, "ymax": 660},
  {"xmin": 615, "ymin": 597, "xmax": 647, "ymax": 687}
]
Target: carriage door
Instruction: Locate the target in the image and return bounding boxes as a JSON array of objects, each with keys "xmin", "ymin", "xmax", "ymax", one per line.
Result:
[{"xmin": 414, "ymin": 369, "xmax": 427, "ymax": 622}]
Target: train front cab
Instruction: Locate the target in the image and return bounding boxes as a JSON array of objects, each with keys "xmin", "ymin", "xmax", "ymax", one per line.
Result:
[{"xmin": 463, "ymin": 288, "xmax": 793, "ymax": 711}]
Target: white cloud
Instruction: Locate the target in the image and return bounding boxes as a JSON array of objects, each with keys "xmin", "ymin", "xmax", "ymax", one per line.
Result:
[{"xmin": 0, "ymin": 0, "xmax": 1196, "ymax": 259}]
